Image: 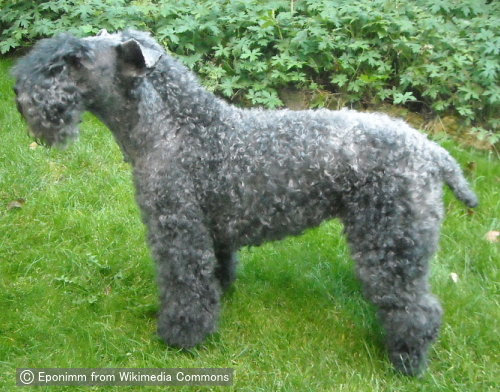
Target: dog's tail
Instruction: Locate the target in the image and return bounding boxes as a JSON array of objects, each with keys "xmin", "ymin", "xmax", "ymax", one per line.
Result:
[{"xmin": 435, "ymin": 148, "xmax": 478, "ymax": 208}]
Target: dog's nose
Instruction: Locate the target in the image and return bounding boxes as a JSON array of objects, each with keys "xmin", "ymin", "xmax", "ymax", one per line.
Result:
[{"xmin": 13, "ymin": 86, "xmax": 19, "ymax": 95}]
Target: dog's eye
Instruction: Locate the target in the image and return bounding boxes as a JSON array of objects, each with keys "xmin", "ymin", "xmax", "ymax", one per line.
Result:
[
  {"xmin": 65, "ymin": 54, "xmax": 83, "ymax": 70},
  {"xmin": 48, "ymin": 64, "xmax": 64, "ymax": 76}
]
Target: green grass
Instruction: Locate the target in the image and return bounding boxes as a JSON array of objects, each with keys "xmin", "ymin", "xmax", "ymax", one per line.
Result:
[{"xmin": 1, "ymin": 58, "xmax": 499, "ymax": 391}]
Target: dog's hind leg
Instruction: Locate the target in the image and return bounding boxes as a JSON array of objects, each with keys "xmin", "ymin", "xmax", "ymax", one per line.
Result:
[{"xmin": 341, "ymin": 179, "xmax": 444, "ymax": 375}]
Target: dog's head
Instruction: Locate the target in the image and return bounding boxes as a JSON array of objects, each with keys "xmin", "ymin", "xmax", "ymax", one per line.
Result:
[{"xmin": 12, "ymin": 29, "xmax": 163, "ymax": 148}]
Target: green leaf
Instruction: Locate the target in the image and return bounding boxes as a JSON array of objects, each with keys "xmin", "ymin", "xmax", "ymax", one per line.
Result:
[
  {"xmin": 247, "ymin": 89, "xmax": 283, "ymax": 109},
  {"xmin": 479, "ymin": 61, "xmax": 498, "ymax": 81},
  {"xmin": 331, "ymin": 74, "xmax": 348, "ymax": 87},
  {"xmin": 425, "ymin": 64, "xmax": 442, "ymax": 78},
  {"xmin": 213, "ymin": 44, "xmax": 230, "ymax": 58},
  {"xmin": 432, "ymin": 100, "xmax": 448, "ymax": 112},
  {"xmin": 483, "ymin": 39, "xmax": 500, "ymax": 55},
  {"xmin": 219, "ymin": 76, "xmax": 240, "ymax": 98},
  {"xmin": 457, "ymin": 105, "xmax": 474, "ymax": 119},
  {"xmin": 458, "ymin": 84, "xmax": 481, "ymax": 101},
  {"xmin": 240, "ymin": 48, "xmax": 262, "ymax": 62},
  {"xmin": 81, "ymin": 25, "xmax": 95, "ymax": 34},
  {"xmin": 0, "ymin": 38, "xmax": 18, "ymax": 54},
  {"xmin": 483, "ymin": 85, "xmax": 500, "ymax": 104},
  {"xmin": 377, "ymin": 89, "xmax": 392, "ymax": 101},
  {"xmin": 393, "ymin": 92, "xmax": 416, "ymax": 105}
]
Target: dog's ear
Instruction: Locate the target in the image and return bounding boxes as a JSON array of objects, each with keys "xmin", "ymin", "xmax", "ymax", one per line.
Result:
[
  {"xmin": 117, "ymin": 39, "xmax": 162, "ymax": 77},
  {"xmin": 96, "ymin": 29, "xmax": 110, "ymax": 37}
]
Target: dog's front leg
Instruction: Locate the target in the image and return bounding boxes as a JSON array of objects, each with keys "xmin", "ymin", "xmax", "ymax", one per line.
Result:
[
  {"xmin": 153, "ymin": 211, "xmax": 221, "ymax": 348},
  {"xmin": 136, "ymin": 172, "xmax": 222, "ymax": 348}
]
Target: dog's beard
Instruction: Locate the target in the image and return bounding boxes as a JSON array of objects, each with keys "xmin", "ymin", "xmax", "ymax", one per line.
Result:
[
  {"xmin": 27, "ymin": 120, "xmax": 81, "ymax": 149},
  {"xmin": 15, "ymin": 90, "xmax": 83, "ymax": 149}
]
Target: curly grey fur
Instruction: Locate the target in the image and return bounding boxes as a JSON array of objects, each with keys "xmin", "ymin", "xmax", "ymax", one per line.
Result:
[{"xmin": 12, "ymin": 29, "xmax": 477, "ymax": 376}]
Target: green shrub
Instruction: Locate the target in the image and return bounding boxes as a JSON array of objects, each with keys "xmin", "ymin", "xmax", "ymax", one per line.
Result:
[
  {"xmin": 0, "ymin": 0, "xmax": 151, "ymax": 48},
  {"xmin": 1, "ymin": 0, "xmax": 499, "ymax": 139}
]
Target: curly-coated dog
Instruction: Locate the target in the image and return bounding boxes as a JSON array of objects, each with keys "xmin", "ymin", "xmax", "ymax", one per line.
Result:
[{"xmin": 12, "ymin": 29, "xmax": 477, "ymax": 376}]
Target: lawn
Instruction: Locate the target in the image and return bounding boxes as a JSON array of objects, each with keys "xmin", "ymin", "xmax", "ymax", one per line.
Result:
[{"xmin": 0, "ymin": 58, "xmax": 499, "ymax": 391}]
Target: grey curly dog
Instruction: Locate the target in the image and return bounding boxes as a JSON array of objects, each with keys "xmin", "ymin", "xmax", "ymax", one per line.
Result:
[{"xmin": 12, "ymin": 29, "xmax": 477, "ymax": 376}]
